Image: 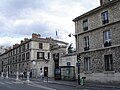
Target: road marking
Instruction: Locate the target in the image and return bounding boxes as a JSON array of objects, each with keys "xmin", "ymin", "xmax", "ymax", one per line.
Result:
[
  {"xmin": 7, "ymin": 85, "xmax": 12, "ymax": 88},
  {"xmin": 28, "ymin": 83, "xmax": 56, "ymax": 90},
  {"xmin": 0, "ymin": 82, "xmax": 5, "ymax": 85},
  {"xmin": 11, "ymin": 81, "xmax": 23, "ymax": 84},
  {"xmin": 5, "ymin": 81, "xmax": 12, "ymax": 84}
]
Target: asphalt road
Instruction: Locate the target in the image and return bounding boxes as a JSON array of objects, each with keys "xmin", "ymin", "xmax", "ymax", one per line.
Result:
[
  {"xmin": 0, "ymin": 77, "xmax": 120, "ymax": 90},
  {"xmin": 0, "ymin": 78, "xmax": 77, "ymax": 90}
]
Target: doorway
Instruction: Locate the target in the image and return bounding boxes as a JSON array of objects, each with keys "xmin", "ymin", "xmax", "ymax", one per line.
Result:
[{"xmin": 44, "ymin": 67, "xmax": 48, "ymax": 77}]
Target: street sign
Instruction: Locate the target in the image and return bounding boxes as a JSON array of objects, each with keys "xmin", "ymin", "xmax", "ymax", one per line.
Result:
[{"xmin": 76, "ymin": 63, "xmax": 80, "ymax": 67}]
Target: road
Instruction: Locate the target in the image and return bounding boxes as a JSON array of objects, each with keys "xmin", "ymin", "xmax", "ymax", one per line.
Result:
[
  {"xmin": 0, "ymin": 77, "xmax": 120, "ymax": 90},
  {"xmin": 0, "ymin": 78, "xmax": 77, "ymax": 90}
]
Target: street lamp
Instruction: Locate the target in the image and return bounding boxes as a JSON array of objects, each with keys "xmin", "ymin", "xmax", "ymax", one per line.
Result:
[
  {"xmin": 77, "ymin": 53, "xmax": 81, "ymax": 85},
  {"xmin": 68, "ymin": 33, "xmax": 81, "ymax": 85}
]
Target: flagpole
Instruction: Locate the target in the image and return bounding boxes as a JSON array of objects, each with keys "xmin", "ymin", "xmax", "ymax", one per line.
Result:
[{"xmin": 55, "ymin": 29, "xmax": 59, "ymax": 39}]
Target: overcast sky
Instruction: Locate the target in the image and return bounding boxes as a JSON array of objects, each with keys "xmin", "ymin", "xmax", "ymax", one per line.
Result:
[{"xmin": 0, "ymin": 0, "xmax": 100, "ymax": 47}]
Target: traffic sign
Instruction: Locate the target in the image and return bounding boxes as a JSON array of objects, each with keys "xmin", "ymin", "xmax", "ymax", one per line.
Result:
[{"xmin": 76, "ymin": 63, "xmax": 80, "ymax": 67}]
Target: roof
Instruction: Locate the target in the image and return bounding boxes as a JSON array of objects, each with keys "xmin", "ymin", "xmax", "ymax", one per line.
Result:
[
  {"xmin": 0, "ymin": 37, "xmax": 68, "ymax": 56},
  {"xmin": 31, "ymin": 37, "xmax": 68, "ymax": 45},
  {"xmin": 73, "ymin": 0, "xmax": 119, "ymax": 22}
]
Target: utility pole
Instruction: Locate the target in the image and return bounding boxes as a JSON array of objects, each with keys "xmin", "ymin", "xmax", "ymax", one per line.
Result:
[{"xmin": 77, "ymin": 53, "xmax": 81, "ymax": 85}]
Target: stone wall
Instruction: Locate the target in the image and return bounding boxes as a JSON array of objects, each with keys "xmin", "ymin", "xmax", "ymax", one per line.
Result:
[{"xmin": 75, "ymin": 1, "xmax": 120, "ymax": 34}]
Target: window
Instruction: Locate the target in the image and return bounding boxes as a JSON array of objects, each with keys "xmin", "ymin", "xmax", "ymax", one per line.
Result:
[
  {"xmin": 67, "ymin": 62, "xmax": 71, "ymax": 66},
  {"xmin": 84, "ymin": 57, "xmax": 91, "ymax": 71},
  {"xmin": 27, "ymin": 43, "xmax": 29, "ymax": 49},
  {"xmin": 103, "ymin": 30, "xmax": 111, "ymax": 47},
  {"xmin": 19, "ymin": 55, "xmax": 21, "ymax": 62},
  {"xmin": 19, "ymin": 47, "xmax": 21, "ymax": 52},
  {"xmin": 16, "ymin": 49, "xmax": 18, "ymax": 54},
  {"xmin": 13, "ymin": 50, "xmax": 15, "ymax": 55},
  {"xmin": 15, "ymin": 56, "xmax": 17, "ymax": 63},
  {"xmin": 37, "ymin": 52, "xmax": 44, "ymax": 59},
  {"xmin": 83, "ymin": 19, "xmax": 88, "ymax": 31},
  {"xmin": 101, "ymin": 11, "xmax": 109, "ymax": 24},
  {"xmin": 104, "ymin": 54, "xmax": 113, "ymax": 71},
  {"xmin": 39, "ymin": 43, "xmax": 43, "ymax": 49},
  {"xmin": 83, "ymin": 36, "xmax": 90, "ymax": 51},
  {"xmin": 22, "ymin": 45, "xmax": 25, "ymax": 51},
  {"xmin": 13, "ymin": 57, "xmax": 14, "ymax": 63},
  {"xmin": 26, "ymin": 52, "xmax": 30, "ymax": 60},
  {"xmin": 48, "ymin": 53, "xmax": 50, "ymax": 59},
  {"xmin": 22, "ymin": 54, "xmax": 25, "ymax": 60}
]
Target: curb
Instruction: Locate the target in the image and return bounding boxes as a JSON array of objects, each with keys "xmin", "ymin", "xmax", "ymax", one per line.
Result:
[{"xmin": 47, "ymin": 81, "xmax": 77, "ymax": 87}]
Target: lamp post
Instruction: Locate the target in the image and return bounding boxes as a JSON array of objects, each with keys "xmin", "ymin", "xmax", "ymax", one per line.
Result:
[
  {"xmin": 77, "ymin": 53, "xmax": 81, "ymax": 85},
  {"xmin": 68, "ymin": 33, "xmax": 81, "ymax": 85}
]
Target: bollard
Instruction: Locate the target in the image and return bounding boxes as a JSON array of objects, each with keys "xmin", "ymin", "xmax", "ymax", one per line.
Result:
[
  {"xmin": 1, "ymin": 72, "xmax": 3, "ymax": 78},
  {"xmin": 6, "ymin": 71, "xmax": 8, "ymax": 78},
  {"xmin": 26, "ymin": 72, "xmax": 30, "ymax": 82},
  {"xmin": 16, "ymin": 71, "xmax": 19, "ymax": 80}
]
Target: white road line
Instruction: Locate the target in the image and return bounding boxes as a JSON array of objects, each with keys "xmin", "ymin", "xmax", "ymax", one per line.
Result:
[
  {"xmin": 28, "ymin": 83, "xmax": 56, "ymax": 90},
  {"xmin": 11, "ymin": 81, "xmax": 23, "ymax": 84},
  {"xmin": 0, "ymin": 82, "xmax": 5, "ymax": 85},
  {"xmin": 5, "ymin": 81, "xmax": 13, "ymax": 84}
]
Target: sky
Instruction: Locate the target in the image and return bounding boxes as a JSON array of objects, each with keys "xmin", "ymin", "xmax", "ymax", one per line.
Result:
[{"xmin": 0, "ymin": 0, "xmax": 100, "ymax": 48}]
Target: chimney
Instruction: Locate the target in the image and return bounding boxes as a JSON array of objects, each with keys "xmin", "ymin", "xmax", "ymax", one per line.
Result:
[
  {"xmin": 100, "ymin": 0, "xmax": 112, "ymax": 5},
  {"xmin": 24, "ymin": 38, "xmax": 29, "ymax": 41},
  {"xmin": 9, "ymin": 47, "xmax": 12, "ymax": 50},
  {"xmin": 32, "ymin": 33, "xmax": 41, "ymax": 38},
  {"xmin": 21, "ymin": 40, "xmax": 24, "ymax": 44},
  {"xmin": 15, "ymin": 43, "xmax": 19, "ymax": 47}
]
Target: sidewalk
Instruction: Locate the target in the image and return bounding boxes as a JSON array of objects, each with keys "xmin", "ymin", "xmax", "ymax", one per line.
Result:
[{"xmin": 27, "ymin": 77, "xmax": 120, "ymax": 89}]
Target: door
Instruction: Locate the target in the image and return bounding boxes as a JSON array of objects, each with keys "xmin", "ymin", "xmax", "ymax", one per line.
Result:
[{"xmin": 44, "ymin": 67, "xmax": 48, "ymax": 77}]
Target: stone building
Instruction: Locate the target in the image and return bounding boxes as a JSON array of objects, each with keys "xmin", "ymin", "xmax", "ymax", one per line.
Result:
[
  {"xmin": 0, "ymin": 33, "xmax": 68, "ymax": 78},
  {"xmin": 73, "ymin": 0, "xmax": 120, "ymax": 82}
]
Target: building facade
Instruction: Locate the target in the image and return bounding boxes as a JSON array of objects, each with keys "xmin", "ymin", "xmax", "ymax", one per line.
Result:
[
  {"xmin": 73, "ymin": 0, "xmax": 120, "ymax": 82},
  {"xmin": 0, "ymin": 33, "xmax": 68, "ymax": 78}
]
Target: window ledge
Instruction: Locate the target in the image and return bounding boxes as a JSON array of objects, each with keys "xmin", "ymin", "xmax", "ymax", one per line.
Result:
[{"xmin": 104, "ymin": 71, "xmax": 115, "ymax": 74}]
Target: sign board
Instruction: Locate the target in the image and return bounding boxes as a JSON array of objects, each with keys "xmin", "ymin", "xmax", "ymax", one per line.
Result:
[{"xmin": 76, "ymin": 63, "xmax": 80, "ymax": 67}]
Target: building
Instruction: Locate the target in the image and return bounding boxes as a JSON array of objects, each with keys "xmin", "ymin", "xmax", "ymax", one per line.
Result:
[
  {"xmin": 59, "ymin": 53, "xmax": 77, "ymax": 80},
  {"xmin": 73, "ymin": 0, "xmax": 120, "ymax": 82},
  {"xmin": 0, "ymin": 33, "xmax": 68, "ymax": 78}
]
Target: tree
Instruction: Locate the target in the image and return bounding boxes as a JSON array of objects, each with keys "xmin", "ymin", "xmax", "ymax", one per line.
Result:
[{"xmin": 68, "ymin": 44, "xmax": 73, "ymax": 53}]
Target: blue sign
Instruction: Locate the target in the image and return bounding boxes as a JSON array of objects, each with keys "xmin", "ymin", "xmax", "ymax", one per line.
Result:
[{"xmin": 76, "ymin": 63, "xmax": 80, "ymax": 67}]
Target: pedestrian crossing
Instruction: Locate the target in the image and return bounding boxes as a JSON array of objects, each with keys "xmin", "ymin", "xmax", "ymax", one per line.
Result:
[
  {"xmin": 0, "ymin": 82, "xmax": 5, "ymax": 85},
  {"xmin": 27, "ymin": 83, "xmax": 56, "ymax": 90},
  {"xmin": 0, "ymin": 80, "xmax": 56, "ymax": 90},
  {"xmin": 0, "ymin": 81, "xmax": 22, "ymax": 85}
]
